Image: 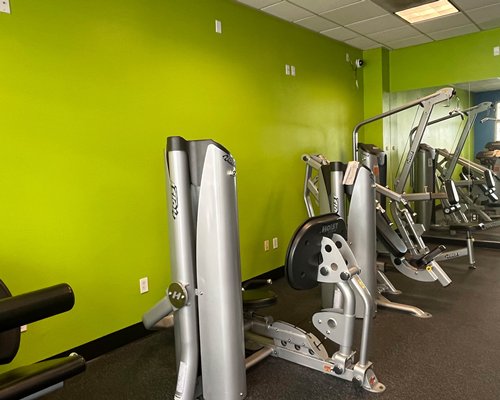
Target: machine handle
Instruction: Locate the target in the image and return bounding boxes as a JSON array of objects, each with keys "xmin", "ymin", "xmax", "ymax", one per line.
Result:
[{"xmin": 143, "ymin": 296, "xmax": 174, "ymax": 330}]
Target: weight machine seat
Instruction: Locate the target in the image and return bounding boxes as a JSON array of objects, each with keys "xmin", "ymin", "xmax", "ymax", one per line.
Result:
[
  {"xmin": 285, "ymin": 214, "xmax": 347, "ymax": 290},
  {"xmin": 242, "ymin": 278, "xmax": 278, "ymax": 310},
  {"xmin": 375, "ymin": 212, "xmax": 407, "ymax": 258},
  {"xmin": 0, "ymin": 280, "xmax": 86, "ymax": 400},
  {"xmin": 242, "ymin": 288, "xmax": 277, "ymax": 310}
]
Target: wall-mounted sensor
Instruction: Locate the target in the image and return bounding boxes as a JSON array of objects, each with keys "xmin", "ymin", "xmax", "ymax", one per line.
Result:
[{"xmin": 355, "ymin": 59, "xmax": 364, "ymax": 68}]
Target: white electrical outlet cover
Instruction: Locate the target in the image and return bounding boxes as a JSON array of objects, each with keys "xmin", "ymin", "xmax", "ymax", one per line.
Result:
[
  {"xmin": 291, "ymin": 66, "xmax": 296, "ymax": 76},
  {"xmin": 285, "ymin": 64, "xmax": 290, "ymax": 75},
  {"xmin": 140, "ymin": 277, "xmax": 149, "ymax": 294},
  {"xmin": 0, "ymin": 0, "xmax": 11, "ymax": 14},
  {"xmin": 494, "ymin": 46, "xmax": 500, "ymax": 56},
  {"xmin": 215, "ymin": 20, "xmax": 222, "ymax": 34}
]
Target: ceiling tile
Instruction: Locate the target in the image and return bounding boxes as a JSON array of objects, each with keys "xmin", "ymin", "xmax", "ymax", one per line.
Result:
[
  {"xmin": 367, "ymin": 25, "xmax": 422, "ymax": 42},
  {"xmin": 384, "ymin": 35, "xmax": 433, "ymax": 49},
  {"xmin": 344, "ymin": 36, "xmax": 380, "ymax": 50},
  {"xmin": 452, "ymin": 0, "xmax": 500, "ymax": 11},
  {"xmin": 261, "ymin": 1, "xmax": 313, "ymax": 21},
  {"xmin": 428, "ymin": 24, "xmax": 480, "ymax": 41},
  {"xmin": 347, "ymin": 14, "xmax": 406, "ymax": 35},
  {"xmin": 236, "ymin": 0, "xmax": 281, "ymax": 9},
  {"xmin": 294, "ymin": 15, "xmax": 339, "ymax": 31},
  {"xmin": 321, "ymin": 1, "xmax": 389, "ymax": 25},
  {"xmin": 289, "ymin": 0, "xmax": 363, "ymax": 14},
  {"xmin": 320, "ymin": 26, "xmax": 359, "ymax": 41},
  {"xmin": 413, "ymin": 12, "xmax": 472, "ymax": 34},
  {"xmin": 466, "ymin": 4, "xmax": 500, "ymax": 30}
]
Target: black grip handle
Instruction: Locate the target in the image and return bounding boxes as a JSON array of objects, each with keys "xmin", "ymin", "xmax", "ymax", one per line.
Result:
[
  {"xmin": 418, "ymin": 245, "xmax": 446, "ymax": 267},
  {"xmin": 379, "ymin": 209, "xmax": 393, "ymax": 227}
]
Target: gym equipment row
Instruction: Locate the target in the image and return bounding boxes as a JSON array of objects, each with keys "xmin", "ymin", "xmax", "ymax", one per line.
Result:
[
  {"xmin": 143, "ymin": 136, "xmax": 385, "ymax": 399},
  {"xmin": 137, "ymin": 89, "xmax": 495, "ymax": 398}
]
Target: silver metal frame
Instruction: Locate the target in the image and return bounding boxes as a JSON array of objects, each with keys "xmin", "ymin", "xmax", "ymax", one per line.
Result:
[
  {"xmin": 146, "ymin": 137, "xmax": 385, "ymax": 398},
  {"xmin": 245, "ymin": 234, "xmax": 385, "ymax": 393},
  {"xmin": 352, "ymin": 87, "xmax": 455, "ymax": 163},
  {"xmin": 144, "ymin": 137, "xmax": 246, "ymax": 400}
]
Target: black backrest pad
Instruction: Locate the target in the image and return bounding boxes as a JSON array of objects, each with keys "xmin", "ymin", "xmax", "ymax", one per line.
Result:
[
  {"xmin": 0, "ymin": 281, "xmax": 21, "ymax": 365},
  {"xmin": 375, "ymin": 212, "xmax": 407, "ymax": 258},
  {"xmin": 285, "ymin": 214, "xmax": 347, "ymax": 290}
]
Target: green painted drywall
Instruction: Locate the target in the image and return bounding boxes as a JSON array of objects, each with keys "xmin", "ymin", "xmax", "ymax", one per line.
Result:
[
  {"xmin": 0, "ymin": 0, "xmax": 363, "ymax": 369},
  {"xmin": 361, "ymin": 47, "xmax": 390, "ymax": 148},
  {"xmin": 390, "ymin": 28, "xmax": 500, "ymax": 92}
]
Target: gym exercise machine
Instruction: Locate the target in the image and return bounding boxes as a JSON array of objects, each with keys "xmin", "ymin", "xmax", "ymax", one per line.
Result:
[
  {"xmin": 303, "ymin": 153, "xmax": 450, "ymax": 318},
  {"xmin": 411, "ymin": 102, "xmax": 500, "ymax": 267},
  {"xmin": 412, "ymin": 102, "xmax": 497, "ymax": 225},
  {"xmin": 0, "ymin": 281, "xmax": 86, "ymax": 400},
  {"xmin": 353, "ymin": 89, "xmax": 454, "ymax": 252},
  {"xmin": 143, "ymin": 137, "xmax": 384, "ymax": 399},
  {"xmin": 353, "ymin": 88, "xmax": 459, "ymax": 267}
]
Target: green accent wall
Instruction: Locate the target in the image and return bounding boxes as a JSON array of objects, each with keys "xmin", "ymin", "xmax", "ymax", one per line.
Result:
[
  {"xmin": 389, "ymin": 28, "xmax": 500, "ymax": 92},
  {"xmin": 0, "ymin": 0, "xmax": 363, "ymax": 369},
  {"xmin": 361, "ymin": 47, "xmax": 390, "ymax": 148}
]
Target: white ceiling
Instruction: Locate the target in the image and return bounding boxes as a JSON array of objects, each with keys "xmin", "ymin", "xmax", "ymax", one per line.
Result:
[{"xmin": 236, "ymin": 0, "xmax": 500, "ymax": 50}]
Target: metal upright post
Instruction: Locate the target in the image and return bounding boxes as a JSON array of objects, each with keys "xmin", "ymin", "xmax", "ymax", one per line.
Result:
[
  {"xmin": 347, "ymin": 165, "xmax": 378, "ymax": 317},
  {"xmin": 164, "ymin": 137, "xmax": 201, "ymax": 400}
]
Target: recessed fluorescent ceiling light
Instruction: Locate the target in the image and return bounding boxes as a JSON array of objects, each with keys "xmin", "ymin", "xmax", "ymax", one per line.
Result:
[{"xmin": 396, "ymin": 0, "xmax": 459, "ymax": 24}]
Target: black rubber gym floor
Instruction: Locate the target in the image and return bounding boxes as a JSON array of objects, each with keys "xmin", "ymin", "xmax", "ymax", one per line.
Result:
[{"xmin": 45, "ymin": 246, "xmax": 500, "ymax": 400}]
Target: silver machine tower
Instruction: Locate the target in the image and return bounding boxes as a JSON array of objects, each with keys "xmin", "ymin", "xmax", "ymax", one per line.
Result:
[
  {"xmin": 144, "ymin": 137, "xmax": 246, "ymax": 399},
  {"xmin": 144, "ymin": 136, "xmax": 385, "ymax": 399}
]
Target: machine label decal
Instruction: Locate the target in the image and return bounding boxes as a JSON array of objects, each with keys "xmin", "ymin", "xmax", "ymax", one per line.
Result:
[
  {"xmin": 222, "ymin": 154, "xmax": 236, "ymax": 167},
  {"xmin": 321, "ymin": 222, "xmax": 340, "ymax": 234},
  {"xmin": 331, "ymin": 196, "xmax": 340, "ymax": 214},
  {"xmin": 175, "ymin": 361, "xmax": 187, "ymax": 396},
  {"xmin": 171, "ymin": 184, "xmax": 179, "ymax": 219}
]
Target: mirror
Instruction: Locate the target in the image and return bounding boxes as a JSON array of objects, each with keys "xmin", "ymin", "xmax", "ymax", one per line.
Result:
[{"xmin": 384, "ymin": 78, "xmax": 500, "ymax": 245}]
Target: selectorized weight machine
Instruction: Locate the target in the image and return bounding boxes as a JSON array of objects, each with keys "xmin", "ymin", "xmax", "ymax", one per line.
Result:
[
  {"xmin": 411, "ymin": 101, "xmax": 500, "ymax": 267},
  {"xmin": 143, "ymin": 137, "xmax": 385, "ymax": 399},
  {"xmin": 353, "ymin": 88, "xmax": 460, "ymax": 270},
  {"xmin": 412, "ymin": 102, "xmax": 496, "ymax": 225},
  {"xmin": 303, "ymin": 153, "xmax": 450, "ymax": 319}
]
